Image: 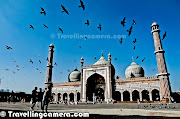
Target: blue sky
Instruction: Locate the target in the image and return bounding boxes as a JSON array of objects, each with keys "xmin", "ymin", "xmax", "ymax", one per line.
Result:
[{"xmin": 0, "ymin": 0, "xmax": 180, "ymax": 93}]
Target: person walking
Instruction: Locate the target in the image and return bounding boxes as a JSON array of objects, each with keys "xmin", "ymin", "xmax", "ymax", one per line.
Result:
[
  {"xmin": 42, "ymin": 86, "xmax": 51, "ymax": 112},
  {"xmin": 37, "ymin": 88, "xmax": 43, "ymax": 110},
  {"xmin": 31, "ymin": 87, "xmax": 38, "ymax": 110}
]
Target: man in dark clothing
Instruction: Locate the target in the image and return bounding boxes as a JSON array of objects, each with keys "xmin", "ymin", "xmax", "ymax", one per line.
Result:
[
  {"xmin": 42, "ymin": 86, "xmax": 51, "ymax": 112},
  {"xmin": 31, "ymin": 87, "xmax": 38, "ymax": 110},
  {"xmin": 37, "ymin": 88, "xmax": 43, "ymax": 110}
]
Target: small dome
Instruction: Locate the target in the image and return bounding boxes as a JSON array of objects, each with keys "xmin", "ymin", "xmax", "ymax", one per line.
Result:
[
  {"xmin": 151, "ymin": 22, "xmax": 159, "ymax": 27},
  {"xmin": 94, "ymin": 56, "xmax": 109, "ymax": 65},
  {"xmin": 125, "ymin": 61, "xmax": 144, "ymax": 78},
  {"xmin": 68, "ymin": 69, "xmax": 81, "ymax": 82}
]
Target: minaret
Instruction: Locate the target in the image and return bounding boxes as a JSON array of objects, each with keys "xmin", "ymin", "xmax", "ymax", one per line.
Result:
[
  {"xmin": 45, "ymin": 43, "xmax": 54, "ymax": 90},
  {"xmin": 108, "ymin": 52, "xmax": 111, "ymax": 64},
  {"xmin": 80, "ymin": 56, "xmax": 84, "ymax": 101},
  {"xmin": 151, "ymin": 22, "xmax": 171, "ymax": 101}
]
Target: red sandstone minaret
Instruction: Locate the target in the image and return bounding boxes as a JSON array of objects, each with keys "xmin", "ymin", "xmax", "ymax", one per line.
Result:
[
  {"xmin": 45, "ymin": 43, "xmax": 54, "ymax": 90},
  {"xmin": 151, "ymin": 22, "xmax": 171, "ymax": 101}
]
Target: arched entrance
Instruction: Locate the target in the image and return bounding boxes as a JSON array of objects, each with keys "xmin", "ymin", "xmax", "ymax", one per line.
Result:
[
  {"xmin": 142, "ymin": 90, "xmax": 150, "ymax": 101},
  {"xmin": 123, "ymin": 91, "xmax": 130, "ymax": 101},
  {"xmin": 113, "ymin": 91, "xmax": 121, "ymax": 101},
  {"xmin": 132, "ymin": 90, "xmax": 140, "ymax": 101},
  {"xmin": 69, "ymin": 93, "xmax": 74, "ymax": 102},
  {"xmin": 63, "ymin": 93, "xmax": 67, "ymax": 101},
  {"xmin": 152, "ymin": 89, "xmax": 160, "ymax": 101},
  {"xmin": 86, "ymin": 73, "xmax": 105, "ymax": 101},
  {"xmin": 77, "ymin": 92, "xmax": 80, "ymax": 102},
  {"xmin": 58, "ymin": 93, "xmax": 61, "ymax": 102}
]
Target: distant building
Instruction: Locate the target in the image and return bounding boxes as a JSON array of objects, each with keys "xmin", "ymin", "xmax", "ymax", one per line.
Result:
[{"xmin": 52, "ymin": 22, "xmax": 172, "ymax": 103}]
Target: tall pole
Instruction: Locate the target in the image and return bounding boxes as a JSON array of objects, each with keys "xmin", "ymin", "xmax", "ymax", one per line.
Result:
[{"xmin": 45, "ymin": 43, "xmax": 54, "ymax": 93}]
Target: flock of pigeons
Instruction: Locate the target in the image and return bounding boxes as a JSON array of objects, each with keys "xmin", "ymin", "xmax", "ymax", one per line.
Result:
[{"xmin": 3, "ymin": 0, "xmax": 168, "ymax": 79}]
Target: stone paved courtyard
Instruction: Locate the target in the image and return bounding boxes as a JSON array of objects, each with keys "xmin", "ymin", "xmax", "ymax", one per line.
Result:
[{"xmin": 0, "ymin": 102, "xmax": 180, "ymax": 118}]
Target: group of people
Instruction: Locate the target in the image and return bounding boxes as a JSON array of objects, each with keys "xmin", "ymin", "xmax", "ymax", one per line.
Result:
[{"xmin": 31, "ymin": 86, "xmax": 51, "ymax": 112}]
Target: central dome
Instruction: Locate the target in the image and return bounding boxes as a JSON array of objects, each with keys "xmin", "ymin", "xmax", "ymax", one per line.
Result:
[
  {"xmin": 68, "ymin": 68, "xmax": 81, "ymax": 82},
  {"xmin": 94, "ymin": 56, "xmax": 109, "ymax": 65},
  {"xmin": 125, "ymin": 61, "xmax": 144, "ymax": 78}
]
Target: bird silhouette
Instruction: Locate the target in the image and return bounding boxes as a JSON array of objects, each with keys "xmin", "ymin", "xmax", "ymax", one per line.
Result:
[
  {"xmin": 61, "ymin": 5, "xmax": 69, "ymax": 15},
  {"xmin": 127, "ymin": 26, "xmax": 133, "ymax": 36},
  {"xmin": 133, "ymin": 46, "xmax": 135, "ymax": 50},
  {"xmin": 79, "ymin": 0, "xmax": 85, "ymax": 10},
  {"xmin": 133, "ymin": 38, "xmax": 137, "ymax": 43},
  {"xmin": 74, "ymin": 60, "xmax": 76, "ymax": 62},
  {"xmin": 54, "ymin": 62, "xmax": 57, "ymax": 66},
  {"xmin": 60, "ymin": 72, "xmax": 63, "ymax": 74},
  {"xmin": 46, "ymin": 57, "xmax": 49, "ymax": 62},
  {"xmin": 43, "ymin": 24, "xmax": 48, "ymax": 28},
  {"xmin": 40, "ymin": 7, "xmax": 46, "ymax": 15},
  {"xmin": 16, "ymin": 65, "xmax": 19, "ymax": 68},
  {"xmin": 58, "ymin": 27, "xmax": 63, "ymax": 33},
  {"xmin": 94, "ymin": 57, "xmax": 96, "ymax": 60},
  {"xmin": 29, "ymin": 25, "xmax": 34, "ymax": 30},
  {"xmin": 84, "ymin": 37, "xmax": 87, "ymax": 40},
  {"xmin": 132, "ymin": 20, "xmax": 136, "ymax": 25},
  {"xmin": 142, "ymin": 57, "xmax": 146, "ymax": 62},
  {"xmin": 29, "ymin": 59, "xmax": 33, "ymax": 64},
  {"xmin": 136, "ymin": 56, "xmax": 139, "ymax": 59},
  {"xmin": 17, "ymin": 68, "xmax": 20, "ymax": 71},
  {"xmin": 119, "ymin": 37, "xmax": 123, "ymax": 44},
  {"xmin": 152, "ymin": 68, "xmax": 155, "ymax": 72},
  {"xmin": 85, "ymin": 20, "xmax": 89, "ymax": 26},
  {"xmin": 115, "ymin": 57, "xmax": 117, "ymax": 60},
  {"xmin": 36, "ymin": 68, "xmax": 39, "ymax": 70},
  {"xmin": 121, "ymin": 17, "xmax": 126, "ymax": 27},
  {"xmin": 13, "ymin": 71, "xmax": 16, "ymax": 74},
  {"xmin": 79, "ymin": 46, "xmax": 81, "ymax": 48},
  {"xmin": 68, "ymin": 69, "xmax": 70, "ymax": 72},
  {"xmin": 162, "ymin": 31, "xmax": 166, "ymax": 40},
  {"xmin": 5, "ymin": 68, "xmax": 9, "ymax": 71},
  {"xmin": 97, "ymin": 23, "xmax": 101, "ymax": 31},
  {"xmin": 5, "ymin": 45, "xmax": 13, "ymax": 50},
  {"xmin": 39, "ymin": 60, "xmax": 41, "ymax": 64},
  {"xmin": 13, "ymin": 59, "xmax": 16, "ymax": 62}
]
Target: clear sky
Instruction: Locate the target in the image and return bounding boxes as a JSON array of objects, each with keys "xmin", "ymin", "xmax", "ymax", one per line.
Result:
[{"xmin": 0, "ymin": 0, "xmax": 180, "ymax": 93}]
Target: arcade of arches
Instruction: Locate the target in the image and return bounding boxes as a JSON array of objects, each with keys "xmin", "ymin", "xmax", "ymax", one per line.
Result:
[{"xmin": 113, "ymin": 89, "xmax": 160, "ymax": 102}]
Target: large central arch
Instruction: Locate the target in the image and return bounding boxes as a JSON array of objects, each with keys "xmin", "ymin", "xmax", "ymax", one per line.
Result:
[{"xmin": 86, "ymin": 73, "xmax": 105, "ymax": 101}]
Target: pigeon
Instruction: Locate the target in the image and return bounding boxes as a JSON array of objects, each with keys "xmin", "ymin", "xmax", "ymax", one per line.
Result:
[
  {"xmin": 36, "ymin": 68, "xmax": 39, "ymax": 70},
  {"xmin": 94, "ymin": 57, "xmax": 96, "ymax": 60},
  {"xmin": 97, "ymin": 23, "xmax": 101, "ymax": 31},
  {"xmin": 5, "ymin": 68, "xmax": 9, "ymax": 71},
  {"xmin": 79, "ymin": 0, "xmax": 85, "ymax": 10},
  {"xmin": 54, "ymin": 62, "xmax": 57, "ymax": 66},
  {"xmin": 13, "ymin": 59, "xmax": 16, "ymax": 62},
  {"xmin": 61, "ymin": 5, "xmax": 69, "ymax": 15},
  {"xmin": 58, "ymin": 28, "xmax": 63, "ymax": 33},
  {"xmin": 136, "ymin": 56, "xmax": 139, "ymax": 59},
  {"xmin": 127, "ymin": 26, "xmax": 133, "ymax": 36},
  {"xmin": 132, "ymin": 20, "xmax": 136, "ymax": 25},
  {"xmin": 16, "ymin": 65, "xmax": 19, "ymax": 68},
  {"xmin": 43, "ymin": 24, "xmax": 48, "ymax": 28},
  {"xmin": 39, "ymin": 71, "xmax": 42, "ymax": 74},
  {"xmin": 46, "ymin": 57, "xmax": 49, "ymax": 62},
  {"xmin": 85, "ymin": 20, "xmax": 89, "ymax": 26},
  {"xmin": 60, "ymin": 72, "xmax": 63, "ymax": 74},
  {"xmin": 119, "ymin": 37, "xmax": 123, "ymax": 44},
  {"xmin": 142, "ymin": 57, "xmax": 146, "ymax": 62},
  {"xmin": 121, "ymin": 17, "xmax": 126, "ymax": 27},
  {"xmin": 5, "ymin": 45, "xmax": 13, "ymax": 50},
  {"xmin": 74, "ymin": 60, "xmax": 76, "ymax": 62},
  {"xmin": 133, "ymin": 38, "xmax": 137, "ymax": 43},
  {"xmin": 13, "ymin": 71, "xmax": 16, "ymax": 74},
  {"xmin": 40, "ymin": 7, "xmax": 46, "ymax": 15},
  {"xmin": 84, "ymin": 37, "xmax": 87, "ymax": 40},
  {"xmin": 152, "ymin": 68, "xmax": 155, "ymax": 72},
  {"xmin": 29, "ymin": 59, "xmax": 33, "ymax": 64},
  {"xmin": 68, "ymin": 69, "xmax": 70, "ymax": 72},
  {"xmin": 29, "ymin": 25, "xmax": 34, "ymax": 30},
  {"xmin": 133, "ymin": 46, "xmax": 135, "ymax": 50},
  {"xmin": 79, "ymin": 46, "xmax": 81, "ymax": 48},
  {"xmin": 39, "ymin": 60, "xmax": 41, "ymax": 64},
  {"xmin": 17, "ymin": 68, "xmax": 20, "ymax": 71},
  {"xmin": 115, "ymin": 57, "xmax": 117, "ymax": 60},
  {"xmin": 162, "ymin": 31, "xmax": 166, "ymax": 40}
]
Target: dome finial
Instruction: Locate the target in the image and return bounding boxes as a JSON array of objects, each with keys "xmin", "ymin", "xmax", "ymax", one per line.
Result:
[
  {"xmin": 132, "ymin": 56, "xmax": 134, "ymax": 62},
  {"xmin": 101, "ymin": 50, "xmax": 103, "ymax": 56}
]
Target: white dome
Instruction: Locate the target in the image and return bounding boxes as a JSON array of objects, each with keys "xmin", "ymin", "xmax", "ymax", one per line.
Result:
[
  {"xmin": 125, "ymin": 62, "xmax": 144, "ymax": 78},
  {"xmin": 94, "ymin": 56, "xmax": 109, "ymax": 65},
  {"xmin": 68, "ymin": 69, "xmax": 81, "ymax": 82}
]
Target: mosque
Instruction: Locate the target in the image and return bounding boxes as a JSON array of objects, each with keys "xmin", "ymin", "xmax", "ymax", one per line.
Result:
[{"xmin": 51, "ymin": 22, "xmax": 172, "ymax": 103}]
